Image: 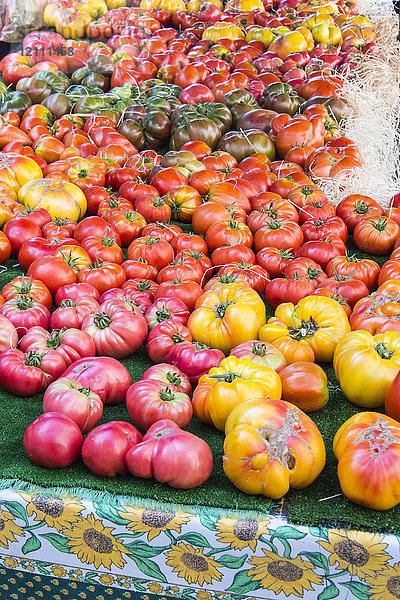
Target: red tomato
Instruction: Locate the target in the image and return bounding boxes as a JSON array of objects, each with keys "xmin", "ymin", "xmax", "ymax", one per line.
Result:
[
  {"xmin": 0, "ymin": 348, "xmax": 65, "ymax": 396},
  {"xmin": 146, "ymin": 319, "xmax": 192, "ymax": 363},
  {"xmin": 3, "ymin": 217, "xmax": 42, "ymax": 256},
  {"xmin": 154, "ymin": 280, "xmax": 203, "ymax": 312},
  {"xmin": 326, "ymin": 254, "xmax": 380, "ymax": 291},
  {"xmin": 145, "ymin": 297, "xmax": 190, "ymax": 330},
  {"xmin": 150, "ymin": 168, "xmax": 188, "ymax": 195},
  {"xmin": 77, "ymin": 261, "xmax": 126, "ymax": 295},
  {"xmin": 82, "ymin": 421, "xmax": 142, "ymax": 476},
  {"xmin": 125, "ymin": 419, "xmax": 213, "ymax": 488},
  {"xmin": 353, "ymin": 216, "xmax": 400, "ymax": 256},
  {"xmin": 24, "ymin": 413, "xmax": 83, "ymax": 467},
  {"xmin": 256, "ymin": 246, "xmax": 294, "ymax": 278},
  {"xmin": 254, "ymin": 219, "xmax": 304, "ymax": 252},
  {"xmin": 336, "ymin": 194, "xmax": 384, "ymax": 232},
  {"xmin": 127, "ymin": 236, "xmax": 174, "ymax": 271}
]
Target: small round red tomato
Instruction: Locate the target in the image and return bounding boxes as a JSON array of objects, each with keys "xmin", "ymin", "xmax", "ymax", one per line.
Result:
[
  {"xmin": 154, "ymin": 279, "xmax": 203, "ymax": 312},
  {"xmin": 353, "ymin": 216, "xmax": 400, "ymax": 256},
  {"xmin": 3, "ymin": 217, "xmax": 42, "ymax": 256},
  {"xmin": 77, "ymin": 260, "xmax": 126, "ymax": 295},
  {"xmin": 127, "ymin": 236, "xmax": 174, "ymax": 271},
  {"xmin": 170, "ymin": 232, "xmax": 208, "ymax": 255},
  {"xmin": 254, "ymin": 219, "xmax": 304, "ymax": 252},
  {"xmin": 82, "ymin": 421, "xmax": 142, "ymax": 476}
]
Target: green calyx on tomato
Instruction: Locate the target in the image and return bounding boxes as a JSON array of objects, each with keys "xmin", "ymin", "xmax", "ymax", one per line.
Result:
[
  {"xmin": 155, "ymin": 308, "xmax": 172, "ymax": 323},
  {"xmin": 375, "ymin": 342, "xmax": 395, "ymax": 360},
  {"xmin": 289, "ymin": 317, "xmax": 320, "ymax": 340},
  {"xmin": 16, "ymin": 296, "xmax": 34, "ymax": 310},
  {"xmin": 46, "ymin": 328, "xmax": 66, "ymax": 349},
  {"xmin": 214, "ymin": 300, "xmax": 234, "ymax": 318},
  {"xmin": 166, "ymin": 372, "xmax": 183, "ymax": 387},
  {"xmin": 101, "ymin": 234, "xmax": 117, "ymax": 247},
  {"xmin": 210, "ymin": 371, "xmax": 240, "ymax": 383},
  {"xmin": 24, "ymin": 350, "xmax": 44, "ymax": 367},
  {"xmin": 93, "ymin": 312, "xmax": 112, "ymax": 329},
  {"xmin": 354, "ymin": 200, "xmax": 370, "ymax": 215},
  {"xmin": 60, "ymin": 299, "xmax": 76, "ymax": 308},
  {"xmin": 171, "ymin": 333, "xmax": 185, "ymax": 344},
  {"xmin": 251, "ymin": 342, "xmax": 269, "ymax": 356},
  {"xmin": 136, "ymin": 280, "xmax": 151, "ymax": 291},
  {"xmin": 11, "ymin": 276, "xmax": 33, "ymax": 296},
  {"xmin": 371, "ymin": 217, "xmax": 388, "ymax": 231},
  {"xmin": 89, "ymin": 258, "xmax": 105, "ymax": 270},
  {"xmin": 159, "ymin": 387, "xmax": 178, "ymax": 403}
]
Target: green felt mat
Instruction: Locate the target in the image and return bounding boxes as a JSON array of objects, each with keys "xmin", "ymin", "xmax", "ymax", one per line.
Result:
[{"xmin": 0, "ymin": 238, "xmax": 399, "ymax": 535}]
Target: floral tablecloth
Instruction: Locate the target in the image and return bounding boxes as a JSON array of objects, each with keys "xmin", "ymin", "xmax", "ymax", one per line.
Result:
[{"xmin": 0, "ymin": 486, "xmax": 399, "ymax": 600}]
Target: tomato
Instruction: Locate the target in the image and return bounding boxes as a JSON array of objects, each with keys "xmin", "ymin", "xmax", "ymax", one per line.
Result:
[
  {"xmin": 0, "ymin": 314, "xmax": 18, "ymax": 353},
  {"xmin": 122, "ymin": 278, "xmax": 159, "ymax": 302},
  {"xmin": 150, "ymin": 168, "xmax": 188, "ymax": 195},
  {"xmin": 74, "ymin": 216, "xmax": 120, "ymax": 244},
  {"xmin": 125, "ymin": 419, "xmax": 213, "ymax": 489},
  {"xmin": 265, "ymin": 276, "xmax": 316, "ymax": 309},
  {"xmin": 256, "ymin": 246, "xmax": 294, "ymax": 278},
  {"xmin": 121, "ymin": 259, "xmax": 158, "ymax": 281},
  {"xmin": 217, "ymin": 262, "xmax": 270, "ymax": 294},
  {"xmin": 211, "ymin": 244, "xmax": 255, "ymax": 268},
  {"xmin": 0, "ymin": 348, "xmax": 66, "ymax": 396},
  {"xmin": 260, "ymin": 295, "xmax": 351, "ymax": 363},
  {"xmin": 43, "ymin": 377, "xmax": 103, "ymax": 433},
  {"xmin": 315, "ymin": 272, "xmax": 369, "ymax": 308},
  {"xmin": 54, "ymin": 282, "xmax": 100, "ymax": 305},
  {"xmin": 82, "ymin": 421, "xmax": 142, "ymax": 477},
  {"xmin": 127, "ymin": 236, "xmax": 175, "ymax": 271},
  {"xmin": 42, "ymin": 217, "xmax": 77, "ymax": 241},
  {"xmin": 142, "ymin": 363, "xmax": 192, "ymax": 395},
  {"xmin": 154, "ymin": 279, "xmax": 203, "ymax": 312},
  {"xmin": 0, "ymin": 154, "xmax": 43, "ymax": 193},
  {"xmin": 188, "ymin": 283, "xmax": 266, "ymax": 354},
  {"xmin": 18, "ymin": 178, "xmax": 87, "ymax": 221},
  {"xmin": 326, "ymin": 254, "xmax": 380, "ymax": 291},
  {"xmin": 253, "ymin": 219, "xmax": 304, "ymax": 252},
  {"xmin": 248, "ymin": 200, "xmax": 299, "ymax": 233},
  {"xmin": 145, "ymin": 297, "xmax": 190, "ymax": 330},
  {"xmin": 192, "ymin": 202, "xmax": 246, "ymax": 236},
  {"xmin": 77, "ymin": 260, "xmax": 126, "ymax": 295},
  {"xmin": 3, "ymin": 217, "xmax": 42, "ymax": 257},
  {"xmin": 353, "ymin": 216, "xmax": 400, "ymax": 256},
  {"xmin": 80, "ymin": 234, "xmax": 124, "ymax": 265},
  {"xmin": 81, "ymin": 299, "xmax": 147, "ymax": 358},
  {"xmin": 206, "ymin": 181, "xmax": 251, "ymax": 213},
  {"xmin": 167, "ymin": 341, "xmax": 224, "ymax": 385},
  {"xmin": 229, "ymin": 340, "xmax": 286, "ymax": 372},
  {"xmin": 336, "ymin": 194, "xmax": 384, "ymax": 232},
  {"xmin": 141, "ymin": 223, "xmax": 183, "ymax": 244},
  {"xmin": 146, "ymin": 319, "xmax": 192, "ymax": 363},
  {"xmin": 50, "ymin": 296, "xmax": 99, "ymax": 330},
  {"xmin": 126, "ymin": 379, "xmax": 192, "ymax": 430},
  {"xmin": 301, "ymin": 216, "xmax": 348, "ymax": 243},
  {"xmin": 20, "ymin": 326, "xmax": 96, "ymax": 367},
  {"xmin": 295, "ymin": 236, "xmax": 346, "ymax": 270},
  {"xmin": 98, "ymin": 196, "xmax": 134, "ymax": 221},
  {"xmin": 0, "ymin": 297, "xmax": 50, "ymax": 337},
  {"xmin": 333, "ymin": 412, "xmax": 400, "ymax": 510},
  {"xmin": 24, "ymin": 413, "xmax": 83, "ymax": 468},
  {"xmin": 334, "ymin": 330, "xmax": 400, "ymax": 407},
  {"xmin": 27, "ymin": 255, "xmax": 77, "ymax": 297},
  {"xmin": 205, "ymin": 220, "xmax": 253, "ymax": 252},
  {"xmin": 65, "ymin": 158, "xmax": 106, "ymax": 191},
  {"xmin": 279, "ymin": 362, "xmax": 329, "ymax": 412},
  {"xmin": 223, "ymin": 397, "xmax": 325, "ymax": 497}
]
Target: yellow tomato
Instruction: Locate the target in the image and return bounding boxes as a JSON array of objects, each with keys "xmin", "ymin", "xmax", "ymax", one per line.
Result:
[
  {"xmin": 226, "ymin": 0, "xmax": 264, "ymax": 10},
  {"xmin": 140, "ymin": 0, "xmax": 185, "ymax": 12},
  {"xmin": 268, "ymin": 30, "xmax": 309, "ymax": 58},
  {"xmin": 55, "ymin": 10, "xmax": 92, "ymax": 39},
  {"xmin": 0, "ymin": 155, "xmax": 43, "ymax": 193},
  {"xmin": 333, "ymin": 331, "xmax": 400, "ymax": 408},
  {"xmin": 106, "ymin": 0, "xmax": 127, "ymax": 6},
  {"xmin": 202, "ymin": 23, "xmax": 246, "ymax": 42},
  {"xmin": 188, "ymin": 283, "xmax": 266, "ymax": 354},
  {"xmin": 312, "ymin": 23, "xmax": 342, "ymax": 44},
  {"xmin": 246, "ymin": 27, "xmax": 274, "ymax": 46},
  {"xmin": 193, "ymin": 356, "xmax": 282, "ymax": 431},
  {"xmin": 75, "ymin": 0, "xmax": 108, "ymax": 18},
  {"xmin": 297, "ymin": 0, "xmax": 339, "ymax": 14},
  {"xmin": 18, "ymin": 179, "xmax": 87, "ymax": 222},
  {"xmin": 302, "ymin": 13, "xmax": 335, "ymax": 28},
  {"xmin": 259, "ymin": 296, "xmax": 350, "ymax": 363},
  {"xmin": 223, "ymin": 397, "xmax": 326, "ymax": 497}
]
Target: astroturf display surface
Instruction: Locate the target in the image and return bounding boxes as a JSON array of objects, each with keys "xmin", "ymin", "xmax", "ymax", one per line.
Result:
[{"xmin": 0, "ymin": 238, "xmax": 398, "ymax": 536}]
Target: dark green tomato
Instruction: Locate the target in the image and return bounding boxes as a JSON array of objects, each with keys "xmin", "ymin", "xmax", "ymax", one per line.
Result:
[
  {"xmin": 95, "ymin": 109, "xmax": 120, "ymax": 124},
  {"xmin": 147, "ymin": 83, "xmax": 182, "ymax": 100},
  {"xmin": 32, "ymin": 71, "xmax": 70, "ymax": 94},
  {"xmin": 83, "ymin": 73, "xmax": 110, "ymax": 92},
  {"xmin": 170, "ymin": 117, "xmax": 222, "ymax": 151},
  {"xmin": 218, "ymin": 128, "xmax": 276, "ymax": 162},
  {"xmin": 124, "ymin": 104, "xmax": 147, "ymax": 122},
  {"xmin": 42, "ymin": 93, "xmax": 73, "ymax": 119},
  {"xmin": 222, "ymin": 89, "xmax": 258, "ymax": 110},
  {"xmin": 118, "ymin": 120, "xmax": 146, "ymax": 151},
  {"xmin": 71, "ymin": 67, "xmax": 90, "ymax": 86},
  {"xmin": 230, "ymin": 103, "xmax": 255, "ymax": 125},
  {"xmin": 142, "ymin": 111, "xmax": 170, "ymax": 144},
  {"xmin": 236, "ymin": 108, "xmax": 278, "ymax": 133},
  {"xmin": 87, "ymin": 54, "xmax": 114, "ymax": 77},
  {"xmin": 146, "ymin": 96, "xmax": 179, "ymax": 114},
  {"xmin": 0, "ymin": 91, "xmax": 31, "ymax": 117},
  {"xmin": 260, "ymin": 82, "xmax": 304, "ymax": 116},
  {"xmin": 16, "ymin": 77, "xmax": 52, "ymax": 104},
  {"xmin": 112, "ymin": 98, "xmax": 138, "ymax": 114},
  {"xmin": 73, "ymin": 95, "xmax": 114, "ymax": 114},
  {"xmin": 299, "ymin": 96, "xmax": 353, "ymax": 123}
]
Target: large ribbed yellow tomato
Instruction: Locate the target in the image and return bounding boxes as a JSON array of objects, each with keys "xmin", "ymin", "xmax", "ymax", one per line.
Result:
[
  {"xmin": 259, "ymin": 295, "xmax": 350, "ymax": 363},
  {"xmin": 202, "ymin": 23, "xmax": 246, "ymax": 42},
  {"xmin": 333, "ymin": 330, "xmax": 400, "ymax": 408},
  {"xmin": 188, "ymin": 283, "xmax": 266, "ymax": 354},
  {"xmin": 140, "ymin": 0, "xmax": 185, "ymax": 11},
  {"xmin": 223, "ymin": 398, "xmax": 326, "ymax": 498},
  {"xmin": 0, "ymin": 155, "xmax": 43, "ymax": 193},
  {"xmin": 18, "ymin": 179, "xmax": 87, "ymax": 221},
  {"xmin": 333, "ymin": 412, "xmax": 400, "ymax": 510},
  {"xmin": 192, "ymin": 356, "xmax": 281, "ymax": 431}
]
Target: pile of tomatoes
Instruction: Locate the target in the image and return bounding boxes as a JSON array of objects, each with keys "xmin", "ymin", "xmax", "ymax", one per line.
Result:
[{"xmin": 0, "ymin": 0, "xmax": 400, "ymax": 510}]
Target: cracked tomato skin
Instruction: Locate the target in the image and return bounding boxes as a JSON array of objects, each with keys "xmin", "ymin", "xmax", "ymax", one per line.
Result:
[
  {"xmin": 333, "ymin": 331, "xmax": 400, "ymax": 408},
  {"xmin": 223, "ymin": 398, "xmax": 326, "ymax": 498},
  {"xmin": 333, "ymin": 412, "xmax": 400, "ymax": 510}
]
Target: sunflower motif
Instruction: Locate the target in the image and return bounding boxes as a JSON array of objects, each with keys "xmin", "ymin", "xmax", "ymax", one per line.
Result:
[
  {"xmin": 248, "ymin": 549, "xmax": 323, "ymax": 597},
  {"xmin": 63, "ymin": 513, "xmax": 131, "ymax": 570},
  {"xmin": 318, "ymin": 529, "xmax": 390, "ymax": 581},
  {"xmin": 50, "ymin": 566, "xmax": 66, "ymax": 577},
  {"xmin": 119, "ymin": 506, "xmax": 190, "ymax": 542},
  {"xmin": 165, "ymin": 542, "xmax": 223, "ymax": 586},
  {"xmin": 0, "ymin": 508, "xmax": 24, "ymax": 549},
  {"xmin": 215, "ymin": 516, "xmax": 270, "ymax": 551},
  {"xmin": 99, "ymin": 574, "xmax": 115, "ymax": 585},
  {"xmin": 20, "ymin": 492, "xmax": 84, "ymax": 532},
  {"xmin": 366, "ymin": 562, "xmax": 400, "ymax": 600},
  {"xmin": 148, "ymin": 582, "xmax": 163, "ymax": 594},
  {"xmin": 197, "ymin": 591, "xmax": 212, "ymax": 600},
  {"xmin": 3, "ymin": 557, "xmax": 18, "ymax": 569}
]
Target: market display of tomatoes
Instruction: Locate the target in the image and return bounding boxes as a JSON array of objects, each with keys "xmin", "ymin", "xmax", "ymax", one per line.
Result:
[{"xmin": 1, "ymin": 0, "xmax": 400, "ymax": 507}]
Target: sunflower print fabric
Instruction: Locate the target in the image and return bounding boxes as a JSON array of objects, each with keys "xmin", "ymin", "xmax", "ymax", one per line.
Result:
[{"xmin": 0, "ymin": 488, "xmax": 400, "ymax": 599}]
